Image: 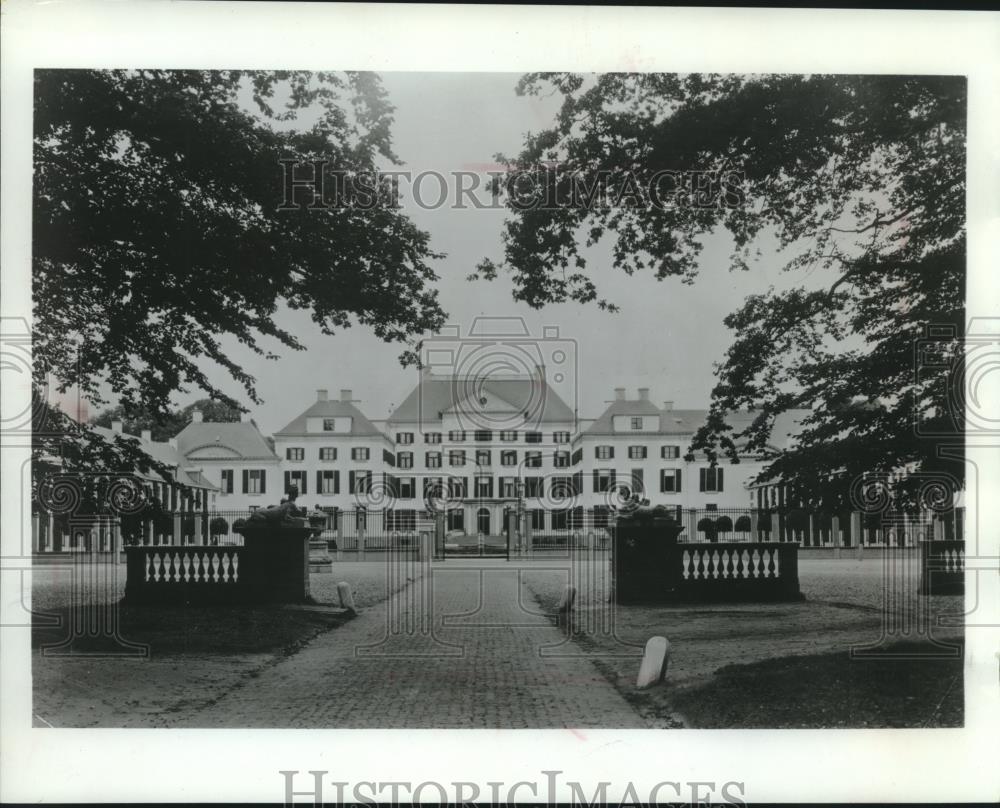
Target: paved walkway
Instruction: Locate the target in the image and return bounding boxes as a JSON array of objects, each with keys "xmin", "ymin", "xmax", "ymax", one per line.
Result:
[{"xmin": 165, "ymin": 562, "xmax": 647, "ymax": 728}]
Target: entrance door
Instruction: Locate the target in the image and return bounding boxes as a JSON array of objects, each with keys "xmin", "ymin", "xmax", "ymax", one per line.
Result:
[{"xmin": 477, "ymin": 508, "xmax": 491, "ymax": 535}]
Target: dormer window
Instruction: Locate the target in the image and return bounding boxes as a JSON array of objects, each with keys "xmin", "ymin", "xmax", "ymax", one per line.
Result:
[{"xmin": 630, "ymin": 417, "xmax": 643, "ymax": 430}]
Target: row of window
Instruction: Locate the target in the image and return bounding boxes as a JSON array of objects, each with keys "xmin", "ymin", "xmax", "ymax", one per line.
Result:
[
  {"xmin": 589, "ymin": 467, "xmax": 723, "ymax": 493},
  {"xmin": 219, "ymin": 469, "xmax": 268, "ymax": 494},
  {"xmin": 287, "ymin": 444, "xmax": 685, "ymax": 463},
  {"xmin": 286, "ymin": 447, "xmax": 370, "ymax": 461},
  {"xmin": 396, "ymin": 430, "xmax": 572, "ymax": 444},
  {"xmin": 220, "ymin": 466, "xmax": 724, "ymax": 496},
  {"xmin": 595, "ymin": 445, "xmax": 682, "ymax": 459},
  {"xmin": 397, "ymin": 449, "xmax": 573, "ymax": 469}
]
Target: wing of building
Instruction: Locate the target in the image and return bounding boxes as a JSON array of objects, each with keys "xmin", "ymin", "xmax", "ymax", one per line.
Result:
[{"xmin": 174, "ymin": 411, "xmax": 280, "ymax": 511}]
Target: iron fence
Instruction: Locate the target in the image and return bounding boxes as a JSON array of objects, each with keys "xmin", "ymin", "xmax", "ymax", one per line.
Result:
[{"xmin": 32, "ymin": 505, "xmax": 965, "ymax": 555}]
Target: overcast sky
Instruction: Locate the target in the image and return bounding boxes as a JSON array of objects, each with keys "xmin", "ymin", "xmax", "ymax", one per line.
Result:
[{"xmin": 164, "ymin": 73, "xmax": 801, "ymax": 435}]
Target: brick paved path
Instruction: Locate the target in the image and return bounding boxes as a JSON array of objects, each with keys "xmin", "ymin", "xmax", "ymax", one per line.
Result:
[{"xmin": 165, "ymin": 561, "xmax": 647, "ymax": 728}]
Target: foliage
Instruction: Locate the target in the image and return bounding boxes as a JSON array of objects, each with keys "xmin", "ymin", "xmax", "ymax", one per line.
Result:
[
  {"xmin": 91, "ymin": 398, "xmax": 242, "ymax": 442},
  {"xmin": 33, "ymin": 69, "xmax": 445, "ymax": 485},
  {"xmin": 478, "ymin": 73, "xmax": 965, "ymax": 508}
]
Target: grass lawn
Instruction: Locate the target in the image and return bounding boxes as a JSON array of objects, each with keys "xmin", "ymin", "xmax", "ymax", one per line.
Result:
[
  {"xmin": 671, "ymin": 640, "xmax": 964, "ymax": 728},
  {"xmin": 521, "ymin": 561, "xmax": 964, "ymax": 729},
  {"xmin": 30, "ymin": 560, "xmax": 421, "ymax": 727},
  {"xmin": 32, "ymin": 602, "xmax": 350, "ymax": 657}
]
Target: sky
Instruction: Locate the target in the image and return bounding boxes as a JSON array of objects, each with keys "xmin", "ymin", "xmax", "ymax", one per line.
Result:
[{"xmin": 96, "ymin": 72, "xmax": 807, "ymax": 436}]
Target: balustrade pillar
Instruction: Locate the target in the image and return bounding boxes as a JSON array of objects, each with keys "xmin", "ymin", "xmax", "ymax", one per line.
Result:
[{"xmin": 851, "ymin": 512, "xmax": 863, "ymax": 559}]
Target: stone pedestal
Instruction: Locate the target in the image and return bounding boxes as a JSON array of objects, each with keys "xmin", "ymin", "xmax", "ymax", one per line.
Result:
[
  {"xmin": 309, "ymin": 538, "xmax": 333, "ymax": 573},
  {"xmin": 235, "ymin": 524, "xmax": 312, "ymax": 602},
  {"xmin": 611, "ymin": 516, "xmax": 684, "ymax": 604}
]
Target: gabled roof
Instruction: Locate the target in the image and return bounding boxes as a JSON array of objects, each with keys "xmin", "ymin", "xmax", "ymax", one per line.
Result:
[
  {"xmin": 389, "ymin": 374, "xmax": 576, "ymax": 425},
  {"xmin": 175, "ymin": 420, "xmax": 279, "ymax": 459},
  {"xmin": 90, "ymin": 425, "xmax": 216, "ymax": 489},
  {"xmin": 582, "ymin": 400, "xmax": 810, "ymax": 448},
  {"xmin": 583, "ymin": 401, "xmax": 704, "ymax": 436},
  {"xmin": 273, "ymin": 399, "xmax": 385, "ymax": 438}
]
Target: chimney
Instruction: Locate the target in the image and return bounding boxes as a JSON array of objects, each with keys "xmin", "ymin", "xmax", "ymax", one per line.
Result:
[
  {"xmin": 317, "ymin": 389, "xmax": 328, "ymax": 402},
  {"xmin": 241, "ymin": 412, "xmax": 252, "ymax": 423},
  {"xmin": 168, "ymin": 437, "xmax": 178, "ymax": 449},
  {"xmin": 111, "ymin": 419, "xmax": 123, "ymax": 433},
  {"xmin": 614, "ymin": 387, "xmax": 626, "ymax": 401},
  {"xmin": 192, "ymin": 409, "xmax": 203, "ymax": 423},
  {"xmin": 638, "ymin": 387, "xmax": 650, "ymax": 401},
  {"xmin": 140, "ymin": 429, "xmax": 152, "ymax": 442},
  {"xmin": 340, "ymin": 389, "xmax": 353, "ymax": 402},
  {"xmin": 663, "ymin": 400, "xmax": 674, "ymax": 411}
]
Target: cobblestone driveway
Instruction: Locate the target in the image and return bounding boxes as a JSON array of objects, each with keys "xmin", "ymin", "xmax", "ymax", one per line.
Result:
[{"xmin": 164, "ymin": 561, "xmax": 648, "ymax": 728}]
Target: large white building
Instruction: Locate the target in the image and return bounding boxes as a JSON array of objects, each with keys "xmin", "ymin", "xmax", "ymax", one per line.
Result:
[{"xmin": 173, "ymin": 371, "xmax": 808, "ymax": 538}]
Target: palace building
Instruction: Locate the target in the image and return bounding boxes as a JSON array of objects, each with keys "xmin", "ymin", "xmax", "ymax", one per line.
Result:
[{"xmin": 174, "ymin": 370, "xmax": 809, "ymax": 537}]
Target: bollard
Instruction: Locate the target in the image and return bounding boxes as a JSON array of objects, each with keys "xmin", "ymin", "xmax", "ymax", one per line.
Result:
[
  {"xmin": 636, "ymin": 636, "xmax": 671, "ymax": 688},
  {"xmin": 337, "ymin": 581, "xmax": 357, "ymax": 614}
]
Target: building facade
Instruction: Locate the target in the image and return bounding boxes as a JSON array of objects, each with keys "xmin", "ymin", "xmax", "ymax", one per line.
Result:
[{"xmin": 183, "ymin": 372, "xmax": 807, "ymax": 538}]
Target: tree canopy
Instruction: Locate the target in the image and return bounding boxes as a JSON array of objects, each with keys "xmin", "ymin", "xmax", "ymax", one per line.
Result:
[
  {"xmin": 475, "ymin": 73, "xmax": 965, "ymax": 508},
  {"xmin": 91, "ymin": 398, "xmax": 243, "ymax": 442},
  {"xmin": 34, "ymin": 69, "xmax": 445, "ymax": 478}
]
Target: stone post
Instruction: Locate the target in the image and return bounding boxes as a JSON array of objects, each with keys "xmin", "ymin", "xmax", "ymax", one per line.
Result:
[
  {"xmin": 851, "ymin": 511, "xmax": 864, "ymax": 559},
  {"xmin": 831, "ymin": 515, "xmax": 841, "ymax": 559},
  {"xmin": 173, "ymin": 512, "xmax": 182, "ymax": 546}
]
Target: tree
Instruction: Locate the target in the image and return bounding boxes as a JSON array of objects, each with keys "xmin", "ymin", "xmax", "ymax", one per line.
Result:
[
  {"xmin": 34, "ymin": 69, "xmax": 445, "ymax": 479},
  {"xmin": 209, "ymin": 516, "xmax": 230, "ymax": 546},
  {"xmin": 475, "ymin": 73, "xmax": 965, "ymax": 509},
  {"xmin": 91, "ymin": 398, "xmax": 242, "ymax": 442}
]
